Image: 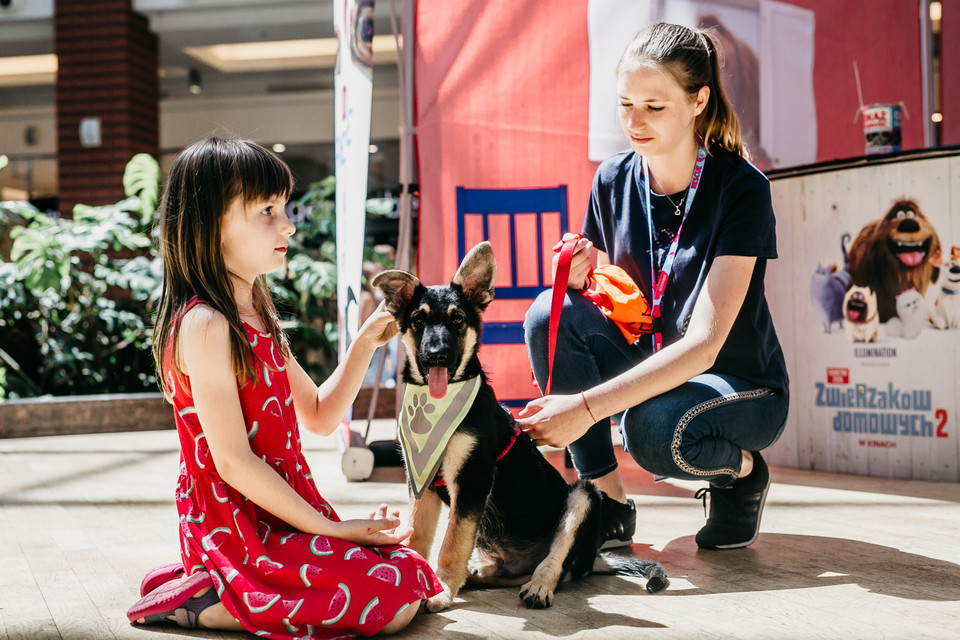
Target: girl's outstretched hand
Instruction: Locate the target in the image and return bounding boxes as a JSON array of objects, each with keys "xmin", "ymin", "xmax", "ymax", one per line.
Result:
[
  {"xmin": 356, "ymin": 301, "xmax": 399, "ymax": 350},
  {"xmin": 515, "ymin": 393, "xmax": 594, "ymax": 449},
  {"xmin": 334, "ymin": 503, "xmax": 413, "ymax": 546}
]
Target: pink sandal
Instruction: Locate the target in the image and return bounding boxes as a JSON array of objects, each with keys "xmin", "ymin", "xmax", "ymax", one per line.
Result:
[
  {"xmin": 127, "ymin": 571, "xmax": 217, "ymax": 627},
  {"xmin": 139, "ymin": 562, "xmax": 185, "ymax": 596}
]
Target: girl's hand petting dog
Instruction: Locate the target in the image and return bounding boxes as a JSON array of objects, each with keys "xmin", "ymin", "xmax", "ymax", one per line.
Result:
[
  {"xmin": 356, "ymin": 301, "xmax": 399, "ymax": 351},
  {"xmin": 334, "ymin": 503, "xmax": 413, "ymax": 546},
  {"xmin": 516, "ymin": 393, "xmax": 595, "ymax": 449}
]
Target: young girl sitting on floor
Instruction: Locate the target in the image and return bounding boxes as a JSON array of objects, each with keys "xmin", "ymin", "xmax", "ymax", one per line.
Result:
[{"xmin": 126, "ymin": 136, "xmax": 441, "ymax": 638}]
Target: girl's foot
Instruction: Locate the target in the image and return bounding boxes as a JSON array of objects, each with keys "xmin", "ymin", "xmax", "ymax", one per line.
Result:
[{"xmin": 127, "ymin": 571, "xmax": 218, "ymax": 627}]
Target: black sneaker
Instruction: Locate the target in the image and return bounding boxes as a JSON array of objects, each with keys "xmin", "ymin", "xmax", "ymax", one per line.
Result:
[
  {"xmin": 694, "ymin": 451, "xmax": 770, "ymax": 550},
  {"xmin": 599, "ymin": 494, "xmax": 636, "ymax": 550}
]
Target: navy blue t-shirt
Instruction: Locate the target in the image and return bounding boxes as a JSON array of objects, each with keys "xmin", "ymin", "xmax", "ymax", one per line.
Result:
[{"xmin": 582, "ymin": 147, "xmax": 788, "ymax": 394}]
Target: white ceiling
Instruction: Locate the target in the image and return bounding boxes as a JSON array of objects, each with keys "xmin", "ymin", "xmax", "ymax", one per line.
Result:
[
  {"xmin": 0, "ymin": 0, "xmax": 405, "ymax": 198},
  {"xmin": 0, "ymin": 0, "xmax": 401, "ymax": 100}
]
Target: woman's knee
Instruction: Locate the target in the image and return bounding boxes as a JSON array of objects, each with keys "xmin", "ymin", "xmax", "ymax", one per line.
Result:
[
  {"xmin": 620, "ymin": 405, "xmax": 680, "ymax": 476},
  {"xmin": 524, "ymin": 289, "xmax": 554, "ymax": 344}
]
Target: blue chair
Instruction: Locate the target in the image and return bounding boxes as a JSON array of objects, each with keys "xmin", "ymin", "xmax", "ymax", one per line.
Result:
[{"xmin": 455, "ymin": 185, "xmax": 569, "ymax": 406}]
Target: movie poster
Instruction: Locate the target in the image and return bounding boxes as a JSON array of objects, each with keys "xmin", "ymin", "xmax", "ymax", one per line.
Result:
[{"xmin": 765, "ymin": 154, "xmax": 960, "ymax": 481}]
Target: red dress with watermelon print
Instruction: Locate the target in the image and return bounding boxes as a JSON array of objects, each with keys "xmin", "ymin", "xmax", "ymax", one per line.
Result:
[{"xmin": 166, "ymin": 301, "xmax": 441, "ymax": 639}]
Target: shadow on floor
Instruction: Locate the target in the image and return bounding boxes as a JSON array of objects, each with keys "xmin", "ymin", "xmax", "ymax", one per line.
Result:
[{"xmin": 640, "ymin": 533, "xmax": 960, "ymax": 602}]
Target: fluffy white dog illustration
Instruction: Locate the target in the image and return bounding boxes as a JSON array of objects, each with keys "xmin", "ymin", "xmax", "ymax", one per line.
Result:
[{"xmin": 885, "ymin": 288, "xmax": 927, "ymax": 339}]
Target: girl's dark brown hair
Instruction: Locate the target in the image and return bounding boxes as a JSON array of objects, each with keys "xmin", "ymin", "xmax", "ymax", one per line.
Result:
[
  {"xmin": 617, "ymin": 22, "xmax": 745, "ymax": 157},
  {"xmin": 152, "ymin": 136, "xmax": 294, "ymax": 399}
]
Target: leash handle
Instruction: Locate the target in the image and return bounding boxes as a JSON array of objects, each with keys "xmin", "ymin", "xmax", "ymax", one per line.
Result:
[{"xmin": 546, "ymin": 235, "xmax": 581, "ymax": 395}]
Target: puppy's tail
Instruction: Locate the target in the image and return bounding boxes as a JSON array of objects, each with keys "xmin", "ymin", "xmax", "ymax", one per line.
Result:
[{"xmin": 592, "ymin": 552, "xmax": 669, "ymax": 593}]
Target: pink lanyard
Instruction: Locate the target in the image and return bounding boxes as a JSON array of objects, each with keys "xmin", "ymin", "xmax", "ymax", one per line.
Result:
[{"xmin": 643, "ymin": 145, "xmax": 707, "ymax": 352}]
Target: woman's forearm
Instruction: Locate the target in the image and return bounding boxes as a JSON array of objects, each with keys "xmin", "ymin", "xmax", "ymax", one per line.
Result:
[
  {"xmin": 584, "ymin": 255, "xmax": 755, "ymax": 420},
  {"xmin": 584, "ymin": 331, "xmax": 717, "ymax": 420}
]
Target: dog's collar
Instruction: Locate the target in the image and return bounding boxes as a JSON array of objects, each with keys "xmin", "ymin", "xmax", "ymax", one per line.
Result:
[
  {"xmin": 942, "ymin": 285, "xmax": 959, "ymax": 296},
  {"xmin": 399, "ymin": 376, "xmax": 482, "ymax": 498}
]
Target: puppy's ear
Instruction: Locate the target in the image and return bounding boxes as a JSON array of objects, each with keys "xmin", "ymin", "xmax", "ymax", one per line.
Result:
[
  {"xmin": 371, "ymin": 270, "xmax": 420, "ymax": 315},
  {"xmin": 453, "ymin": 241, "xmax": 496, "ymax": 309}
]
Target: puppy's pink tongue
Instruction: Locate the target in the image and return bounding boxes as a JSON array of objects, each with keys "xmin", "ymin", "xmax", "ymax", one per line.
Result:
[{"xmin": 428, "ymin": 367, "xmax": 448, "ymax": 399}]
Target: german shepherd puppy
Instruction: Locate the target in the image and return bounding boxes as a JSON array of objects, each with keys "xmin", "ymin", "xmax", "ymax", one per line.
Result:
[{"xmin": 372, "ymin": 241, "xmax": 667, "ymax": 611}]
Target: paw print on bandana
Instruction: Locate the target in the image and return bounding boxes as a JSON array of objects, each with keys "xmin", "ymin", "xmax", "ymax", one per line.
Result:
[{"xmin": 407, "ymin": 391, "xmax": 436, "ymax": 434}]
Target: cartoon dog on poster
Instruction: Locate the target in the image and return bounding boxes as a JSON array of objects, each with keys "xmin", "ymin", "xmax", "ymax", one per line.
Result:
[
  {"xmin": 932, "ymin": 246, "xmax": 960, "ymax": 329},
  {"xmin": 847, "ymin": 199, "xmax": 941, "ymax": 322},
  {"xmin": 842, "ymin": 285, "xmax": 879, "ymax": 342}
]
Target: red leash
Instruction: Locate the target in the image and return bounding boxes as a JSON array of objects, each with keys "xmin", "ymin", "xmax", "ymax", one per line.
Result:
[{"xmin": 545, "ymin": 235, "xmax": 581, "ymax": 395}]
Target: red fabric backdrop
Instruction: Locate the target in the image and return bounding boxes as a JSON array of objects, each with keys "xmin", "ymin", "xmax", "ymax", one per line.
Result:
[{"xmin": 941, "ymin": 0, "xmax": 960, "ymax": 146}]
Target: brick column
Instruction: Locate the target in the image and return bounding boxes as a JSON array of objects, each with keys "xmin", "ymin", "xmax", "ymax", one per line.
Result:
[{"xmin": 55, "ymin": 0, "xmax": 158, "ymax": 214}]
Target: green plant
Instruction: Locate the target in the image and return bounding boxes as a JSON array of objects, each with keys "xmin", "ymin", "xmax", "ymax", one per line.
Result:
[
  {"xmin": 0, "ymin": 156, "xmax": 162, "ymax": 398},
  {"xmin": 0, "ymin": 158, "xmax": 393, "ymax": 400}
]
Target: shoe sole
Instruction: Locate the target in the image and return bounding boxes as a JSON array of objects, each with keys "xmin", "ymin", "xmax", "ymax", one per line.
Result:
[{"xmin": 705, "ymin": 473, "xmax": 771, "ymax": 550}]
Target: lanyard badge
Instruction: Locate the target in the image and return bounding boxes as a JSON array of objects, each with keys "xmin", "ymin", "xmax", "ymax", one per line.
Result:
[{"xmin": 643, "ymin": 145, "xmax": 707, "ymax": 352}]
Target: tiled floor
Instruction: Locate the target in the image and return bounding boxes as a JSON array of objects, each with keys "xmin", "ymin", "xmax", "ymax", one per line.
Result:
[{"xmin": 1, "ymin": 422, "xmax": 958, "ymax": 639}]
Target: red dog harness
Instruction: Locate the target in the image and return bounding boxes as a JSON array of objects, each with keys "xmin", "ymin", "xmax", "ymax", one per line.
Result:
[{"xmin": 432, "ymin": 425, "xmax": 521, "ymax": 487}]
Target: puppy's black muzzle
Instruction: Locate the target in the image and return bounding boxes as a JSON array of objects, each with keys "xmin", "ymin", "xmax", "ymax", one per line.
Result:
[{"xmin": 420, "ymin": 324, "xmax": 456, "ymax": 369}]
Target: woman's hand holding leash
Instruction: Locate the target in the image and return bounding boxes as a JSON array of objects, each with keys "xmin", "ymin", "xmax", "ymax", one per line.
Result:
[
  {"xmin": 516, "ymin": 393, "xmax": 596, "ymax": 449},
  {"xmin": 552, "ymin": 233, "xmax": 593, "ymax": 290},
  {"xmin": 523, "ymin": 233, "xmax": 603, "ymax": 449}
]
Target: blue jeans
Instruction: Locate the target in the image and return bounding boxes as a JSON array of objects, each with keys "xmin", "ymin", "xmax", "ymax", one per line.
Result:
[{"xmin": 524, "ymin": 290, "xmax": 789, "ymax": 486}]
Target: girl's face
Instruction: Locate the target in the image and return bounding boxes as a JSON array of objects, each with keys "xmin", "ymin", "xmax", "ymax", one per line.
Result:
[
  {"xmin": 616, "ymin": 66, "xmax": 708, "ymax": 158},
  {"xmin": 221, "ymin": 193, "xmax": 295, "ymax": 284}
]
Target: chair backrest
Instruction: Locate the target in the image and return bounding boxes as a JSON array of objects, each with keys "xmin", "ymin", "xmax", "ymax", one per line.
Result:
[
  {"xmin": 456, "ymin": 185, "xmax": 569, "ymax": 301},
  {"xmin": 455, "ymin": 184, "xmax": 569, "ymax": 362}
]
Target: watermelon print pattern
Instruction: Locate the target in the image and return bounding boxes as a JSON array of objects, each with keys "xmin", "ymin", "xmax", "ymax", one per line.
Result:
[{"xmin": 166, "ymin": 299, "xmax": 441, "ymax": 639}]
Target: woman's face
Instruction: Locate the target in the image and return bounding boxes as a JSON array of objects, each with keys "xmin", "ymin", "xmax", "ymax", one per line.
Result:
[{"xmin": 616, "ymin": 66, "xmax": 708, "ymax": 157}]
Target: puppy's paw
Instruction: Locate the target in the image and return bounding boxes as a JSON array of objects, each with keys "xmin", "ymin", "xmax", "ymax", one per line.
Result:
[
  {"xmin": 425, "ymin": 584, "xmax": 455, "ymax": 612},
  {"xmin": 519, "ymin": 580, "xmax": 554, "ymax": 609},
  {"xmin": 468, "ymin": 556, "xmax": 500, "ymax": 579}
]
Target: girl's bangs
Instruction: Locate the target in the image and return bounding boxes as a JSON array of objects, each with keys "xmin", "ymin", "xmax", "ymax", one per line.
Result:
[{"xmin": 236, "ymin": 143, "xmax": 294, "ymax": 204}]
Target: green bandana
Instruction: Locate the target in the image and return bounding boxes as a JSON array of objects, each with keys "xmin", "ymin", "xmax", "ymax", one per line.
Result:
[{"xmin": 399, "ymin": 376, "xmax": 481, "ymax": 498}]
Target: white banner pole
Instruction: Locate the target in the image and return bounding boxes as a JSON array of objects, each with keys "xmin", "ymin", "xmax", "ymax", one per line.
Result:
[{"xmin": 334, "ymin": 0, "xmax": 376, "ymax": 480}]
